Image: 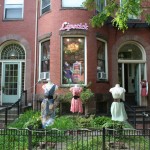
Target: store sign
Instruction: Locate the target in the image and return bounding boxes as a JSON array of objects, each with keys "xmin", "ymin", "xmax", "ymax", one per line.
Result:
[{"xmin": 60, "ymin": 22, "xmax": 88, "ymax": 31}]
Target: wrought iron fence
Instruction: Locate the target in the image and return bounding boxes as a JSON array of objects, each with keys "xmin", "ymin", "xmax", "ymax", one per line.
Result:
[{"xmin": 0, "ymin": 128, "xmax": 149, "ymax": 150}]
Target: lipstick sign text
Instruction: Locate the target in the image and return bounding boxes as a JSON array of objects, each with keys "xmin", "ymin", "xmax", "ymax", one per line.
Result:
[{"xmin": 60, "ymin": 22, "xmax": 88, "ymax": 31}]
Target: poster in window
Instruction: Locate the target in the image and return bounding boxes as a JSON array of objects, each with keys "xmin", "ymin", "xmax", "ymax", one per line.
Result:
[{"xmin": 72, "ymin": 61, "xmax": 81, "ymax": 83}]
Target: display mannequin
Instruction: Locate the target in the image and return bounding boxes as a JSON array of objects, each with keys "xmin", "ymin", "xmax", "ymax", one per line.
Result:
[
  {"xmin": 41, "ymin": 80, "xmax": 58, "ymax": 128},
  {"xmin": 70, "ymin": 84, "xmax": 83, "ymax": 113},
  {"xmin": 109, "ymin": 84, "xmax": 128, "ymax": 122}
]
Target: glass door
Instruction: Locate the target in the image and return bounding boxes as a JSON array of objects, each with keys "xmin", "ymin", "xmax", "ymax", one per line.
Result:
[{"xmin": 2, "ymin": 63, "xmax": 21, "ymax": 104}]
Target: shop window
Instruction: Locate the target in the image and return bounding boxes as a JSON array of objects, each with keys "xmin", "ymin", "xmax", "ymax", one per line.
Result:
[
  {"xmin": 62, "ymin": 37, "xmax": 85, "ymax": 85},
  {"xmin": 4, "ymin": 0, "xmax": 24, "ymax": 20},
  {"xmin": 96, "ymin": 0, "xmax": 106, "ymax": 12},
  {"xmin": 62, "ymin": 0, "xmax": 85, "ymax": 8},
  {"xmin": 39, "ymin": 40, "xmax": 50, "ymax": 80},
  {"xmin": 97, "ymin": 39, "xmax": 108, "ymax": 81},
  {"xmin": 41, "ymin": 0, "xmax": 50, "ymax": 15}
]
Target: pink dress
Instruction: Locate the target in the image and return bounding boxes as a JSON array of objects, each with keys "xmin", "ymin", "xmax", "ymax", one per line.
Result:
[{"xmin": 70, "ymin": 86, "xmax": 83, "ymax": 113}]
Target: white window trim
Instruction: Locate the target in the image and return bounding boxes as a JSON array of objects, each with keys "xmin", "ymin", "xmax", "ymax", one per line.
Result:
[
  {"xmin": 38, "ymin": 39, "xmax": 50, "ymax": 81},
  {"xmin": 4, "ymin": 0, "xmax": 24, "ymax": 20},
  {"xmin": 62, "ymin": 0, "xmax": 85, "ymax": 8},
  {"xmin": 97, "ymin": 38, "xmax": 108, "ymax": 81},
  {"xmin": 40, "ymin": 0, "xmax": 51, "ymax": 15},
  {"xmin": 61, "ymin": 35, "xmax": 87, "ymax": 87},
  {"xmin": 96, "ymin": 0, "xmax": 107, "ymax": 12}
]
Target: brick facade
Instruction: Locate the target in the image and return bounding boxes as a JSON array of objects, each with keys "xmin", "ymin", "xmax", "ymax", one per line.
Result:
[{"xmin": 0, "ymin": 0, "xmax": 150, "ymax": 113}]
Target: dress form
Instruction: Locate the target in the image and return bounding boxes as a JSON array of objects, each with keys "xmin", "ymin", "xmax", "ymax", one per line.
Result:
[
  {"xmin": 109, "ymin": 84, "xmax": 128, "ymax": 122},
  {"xmin": 42, "ymin": 80, "xmax": 58, "ymax": 93},
  {"xmin": 41, "ymin": 80, "xmax": 58, "ymax": 128},
  {"xmin": 109, "ymin": 84, "xmax": 125, "ymax": 100}
]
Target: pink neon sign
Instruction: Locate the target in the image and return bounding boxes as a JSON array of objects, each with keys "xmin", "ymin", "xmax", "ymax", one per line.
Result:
[{"xmin": 60, "ymin": 22, "xmax": 88, "ymax": 31}]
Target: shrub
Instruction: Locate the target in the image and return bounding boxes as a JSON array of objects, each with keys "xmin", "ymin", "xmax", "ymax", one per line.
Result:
[
  {"xmin": 92, "ymin": 116, "xmax": 112, "ymax": 127},
  {"xmin": 80, "ymin": 88, "xmax": 94, "ymax": 104},
  {"xmin": 75, "ymin": 115, "xmax": 95, "ymax": 128},
  {"xmin": 8, "ymin": 110, "xmax": 40, "ymax": 128},
  {"xmin": 46, "ymin": 115, "xmax": 77, "ymax": 130},
  {"xmin": 23, "ymin": 111, "xmax": 42, "ymax": 129}
]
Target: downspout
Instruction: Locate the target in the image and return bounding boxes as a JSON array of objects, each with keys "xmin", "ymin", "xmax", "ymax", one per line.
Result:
[{"xmin": 33, "ymin": 0, "xmax": 38, "ymax": 110}]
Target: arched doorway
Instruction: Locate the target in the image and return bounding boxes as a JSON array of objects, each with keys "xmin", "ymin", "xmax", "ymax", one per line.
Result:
[
  {"xmin": 0, "ymin": 42, "xmax": 25, "ymax": 105},
  {"xmin": 118, "ymin": 42, "xmax": 147, "ymax": 106}
]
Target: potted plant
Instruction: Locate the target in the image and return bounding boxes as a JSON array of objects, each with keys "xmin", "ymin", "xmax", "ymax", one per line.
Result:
[{"xmin": 80, "ymin": 83, "xmax": 94, "ymax": 116}]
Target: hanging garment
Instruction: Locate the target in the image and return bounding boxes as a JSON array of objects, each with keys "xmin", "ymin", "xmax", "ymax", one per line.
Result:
[
  {"xmin": 41, "ymin": 98, "xmax": 55, "ymax": 128},
  {"xmin": 70, "ymin": 86, "xmax": 83, "ymax": 113},
  {"xmin": 140, "ymin": 80, "xmax": 148, "ymax": 97},
  {"xmin": 110, "ymin": 100, "xmax": 128, "ymax": 122},
  {"xmin": 41, "ymin": 84, "xmax": 56, "ymax": 128}
]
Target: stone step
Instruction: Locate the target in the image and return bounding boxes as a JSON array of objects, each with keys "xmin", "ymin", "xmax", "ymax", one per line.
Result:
[
  {"xmin": 0, "ymin": 106, "xmax": 19, "ymax": 127},
  {"xmin": 0, "ymin": 114, "xmax": 18, "ymax": 119},
  {"xmin": 0, "ymin": 118, "xmax": 16, "ymax": 123}
]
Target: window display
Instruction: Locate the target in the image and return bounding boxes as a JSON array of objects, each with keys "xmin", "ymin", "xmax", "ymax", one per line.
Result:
[{"xmin": 62, "ymin": 37, "xmax": 85, "ymax": 84}]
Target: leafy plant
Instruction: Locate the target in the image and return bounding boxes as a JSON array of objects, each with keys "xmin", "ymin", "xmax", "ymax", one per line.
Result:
[
  {"xmin": 58, "ymin": 91, "xmax": 72, "ymax": 103},
  {"xmin": 75, "ymin": 115, "xmax": 95, "ymax": 128},
  {"xmin": 8, "ymin": 110, "xmax": 36, "ymax": 128},
  {"xmin": 102, "ymin": 120, "xmax": 125, "ymax": 130},
  {"xmin": 80, "ymin": 88, "xmax": 94, "ymax": 104},
  {"xmin": 67, "ymin": 137, "xmax": 103, "ymax": 150},
  {"xmin": 92, "ymin": 116, "xmax": 112, "ymax": 127},
  {"xmin": 23, "ymin": 111, "xmax": 42, "ymax": 129},
  {"xmin": 83, "ymin": 0, "xmax": 148, "ymax": 32},
  {"xmin": 46, "ymin": 115, "xmax": 77, "ymax": 130}
]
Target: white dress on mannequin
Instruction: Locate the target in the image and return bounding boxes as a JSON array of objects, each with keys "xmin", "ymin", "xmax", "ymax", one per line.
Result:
[{"xmin": 109, "ymin": 84, "xmax": 128, "ymax": 122}]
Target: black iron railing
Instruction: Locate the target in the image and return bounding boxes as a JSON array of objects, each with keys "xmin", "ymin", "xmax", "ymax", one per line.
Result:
[
  {"xmin": 142, "ymin": 111, "xmax": 150, "ymax": 131},
  {"xmin": 123, "ymin": 101, "xmax": 136, "ymax": 128},
  {"xmin": 0, "ymin": 90, "xmax": 27, "ymax": 127},
  {"xmin": 0, "ymin": 128, "xmax": 149, "ymax": 150}
]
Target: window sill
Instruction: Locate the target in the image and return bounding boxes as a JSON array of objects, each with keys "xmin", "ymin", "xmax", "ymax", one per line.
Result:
[
  {"xmin": 96, "ymin": 80, "xmax": 109, "ymax": 83},
  {"xmin": 60, "ymin": 7, "xmax": 87, "ymax": 10},
  {"xmin": 3, "ymin": 18, "xmax": 24, "ymax": 21},
  {"xmin": 38, "ymin": 79, "xmax": 49, "ymax": 83}
]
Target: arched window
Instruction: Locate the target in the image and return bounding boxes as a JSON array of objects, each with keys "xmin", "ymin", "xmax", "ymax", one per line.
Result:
[
  {"xmin": 1, "ymin": 43, "xmax": 25, "ymax": 60},
  {"xmin": 118, "ymin": 44, "xmax": 142, "ymax": 60}
]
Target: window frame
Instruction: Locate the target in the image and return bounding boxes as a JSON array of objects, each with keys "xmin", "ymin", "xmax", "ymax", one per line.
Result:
[
  {"xmin": 61, "ymin": 0, "xmax": 85, "ymax": 8},
  {"xmin": 61, "ymin": 35, "xmax": 87, "ymax": 87},
  {"xmin": 39, "ymin": 39, "xmax": 50, "ymax": 81},
  {"xmin": 120, "ymin": 0, "xmax": 140, "ymax": 20},
  {"xmin": 41, "ymin": 0, "xmax": 50, "ymax": 15},
  {"xmin": 97, "ymin": 38, "xmax": 108, "ymax": 81},
  {"xmin": 96, "ymin": 0, "xmax": 106, "ymax": 13},
  {"xmin": 4, "ymin": 0, "xmax": 24, "ymax": 20}
]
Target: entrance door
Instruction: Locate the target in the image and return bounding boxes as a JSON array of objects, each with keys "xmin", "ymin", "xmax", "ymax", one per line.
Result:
[
  {"xmin": 118, "ymin": 63, "xmax": 145, "ymax": 106},
  {"xmin": 2, "ymin": 63, "xmax": 21, "ymax": 104},
  {"xmin": 118, "ymin": 42, "xmax": 147, "ymax": 106}
]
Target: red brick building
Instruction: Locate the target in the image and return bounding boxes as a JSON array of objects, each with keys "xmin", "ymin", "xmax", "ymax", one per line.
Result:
[{"xmin": 0, "ymin": 0, "xmax": 150, "ymax": 114}]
